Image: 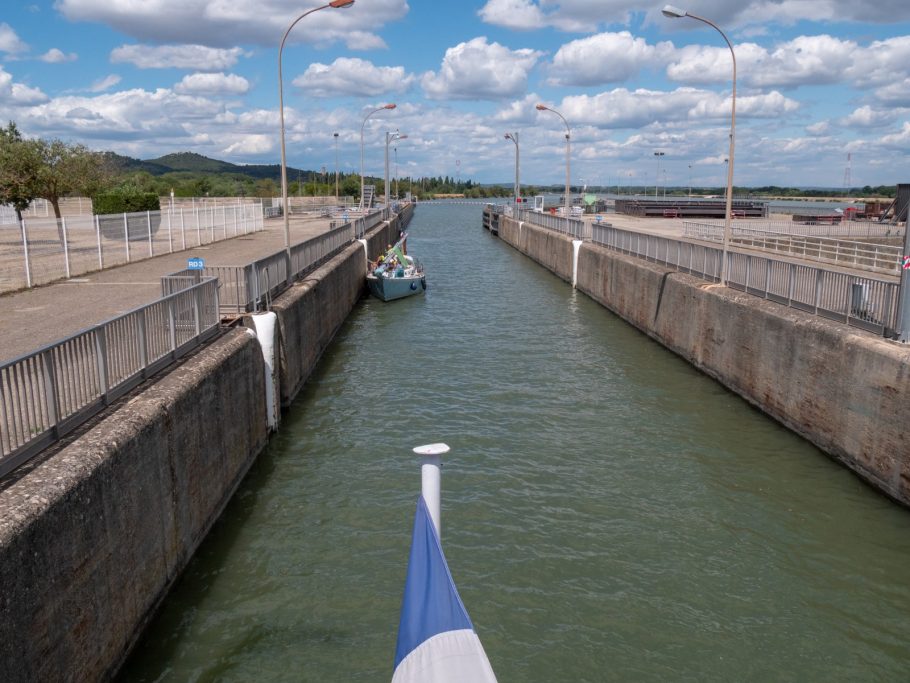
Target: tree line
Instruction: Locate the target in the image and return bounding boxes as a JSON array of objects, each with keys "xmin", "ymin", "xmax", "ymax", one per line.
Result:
[{"xmin": 1, "ymin": 121, "xmax": 897, "ymax": 224}]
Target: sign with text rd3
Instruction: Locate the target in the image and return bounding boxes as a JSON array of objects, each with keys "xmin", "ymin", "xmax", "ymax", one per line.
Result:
[{"xmin": 187, "ymin": 257, "xmax": 205, "ymax": 270}]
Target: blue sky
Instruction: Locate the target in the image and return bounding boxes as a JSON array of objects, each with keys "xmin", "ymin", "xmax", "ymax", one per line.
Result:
[{"xmin": 1, "ymin": 0, "xmax": 910, "ymax": 189}]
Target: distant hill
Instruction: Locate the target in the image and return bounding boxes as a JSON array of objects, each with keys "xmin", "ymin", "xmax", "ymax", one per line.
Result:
[{"xmin": 103, "ymin": 150, "xmax": 307, "ymax": 181}]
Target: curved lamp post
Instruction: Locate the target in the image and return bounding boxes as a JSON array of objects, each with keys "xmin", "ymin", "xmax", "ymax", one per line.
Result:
[
  {"xmin": 653, "ymin": 151, "xmax": 665, "ymax": 197},
  {"xmin": 662, "ymin": 4, "xmax": 736, "ymax": 285},
  {"xmin": 278, "ymin": 0, "xmax": 354, "ymax": 256},
  {"xmin": 361, "ymin": 103, "xmax": 396, "ymax": 210},
  {"xmin": 504, "ymin": 132, "xmax": 520, "ymax": 204},
  {"xmin": 384, "ymin": 130, "xmax": 407, "ymax": 207},
  {"xmin": 333, "ymin": 132, "xmax": 339, "ymax": 201},
  {"xmin": 536, "ymin": 103, "xmax": 571, "ymax": 235}
]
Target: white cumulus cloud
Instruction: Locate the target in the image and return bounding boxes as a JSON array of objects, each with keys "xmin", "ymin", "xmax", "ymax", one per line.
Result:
[
  {"xmin": 222, "ymin": 134, "xmax": 274, "ymax": 156},
  {"xmin": 0, "ymin": 23, "xmax": 27, "ymax": 54},
  {"xmin": 478, "ymin": 0, "xmax": 635, "ymax": 32},
  {"xmin": 421, "ymin": 37, "xmax": 543, "ymax": 101},
  {"xmin": 174, "ymin": 72, "xmax": 250, "ymax": 95},
  {"xmin": 57, "ymin": 0, "xmax": 404, "ymax": 49},
  {"xmin": 90, "ymin": 74, "xmax": 122, "ymax": 92},
  {"xmin": 548, "ymin": 32, "xmax": 674, "ymax": 86},
  {"xmin": 0, "ymin": 66, "xmax": 48, "ymax": 106},
  {"xmin": 110, "ymin": 44, "xmax": 247, "ymax": 70},
  {"xmin": 294, "ymin": 58, "xmax": 414, "ymax": 98},
  {"xmin": 839, "ymin": 105, "xmax": 896, "ymax": 128},
  {"xmin": 40, "ymin": 48, "xmax": 78, "ymax": 63}
]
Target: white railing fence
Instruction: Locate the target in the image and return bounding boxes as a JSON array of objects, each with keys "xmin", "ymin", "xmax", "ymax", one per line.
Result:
[
  {"xmin": 591, "ymin": 223, "xmax": 899, "ymax": 337},
  {"xmin": 1, "ymin": 202, "xmax": 264, "ymax": 293},
  {"xmin": 0, "ymin": 278, "xmax": 221, "ymax": 477}
]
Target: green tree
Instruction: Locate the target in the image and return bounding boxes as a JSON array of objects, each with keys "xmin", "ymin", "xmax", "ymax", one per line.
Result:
[
  {"xmin": 31, "ymin": 137, "xmax": 111, "ymax": 221},
  {"xmin": 0, "ymin": 121, "xmax": 42, "ymax": 220}
]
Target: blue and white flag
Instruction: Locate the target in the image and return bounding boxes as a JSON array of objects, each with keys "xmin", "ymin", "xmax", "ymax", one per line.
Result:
[{"xmin": 392, "ymin": 496, "xmax": 497, "ymax": 683}]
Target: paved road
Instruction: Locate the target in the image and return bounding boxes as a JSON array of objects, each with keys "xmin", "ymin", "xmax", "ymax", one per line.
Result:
[{"xmin": 0, "ymin": 215, "xmax": 338, "ymax": 363}]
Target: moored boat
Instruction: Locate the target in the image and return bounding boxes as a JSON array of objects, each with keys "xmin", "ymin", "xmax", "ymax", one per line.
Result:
[{"xmin": 366, "ymin": 234, "xmax": 426, "ymax": 302}]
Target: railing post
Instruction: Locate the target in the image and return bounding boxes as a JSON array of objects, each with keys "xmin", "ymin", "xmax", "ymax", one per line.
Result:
[
  {"xmin": 123, "ymin": 213, "xmax": 131, "ymax": 262},
  {"xmin": 814, "ymin": 268, "xmax": 823, "ymax": 314},
  {"xmin": 213, "ymin": 278, "xmax": 221, "ymax": 321},
  {"xmin": 180, "ymin": 207, "xmax": 187, "ymax": 250},
  {"xmin": 40, "ymin": 349, "xmax": 60, "ymax": 438},
  {"xmin": 95, "ymin": 214, "xmax": 103, "ymax": 270},
  {"xmin": 94, "ymin": 327, "xmax": 110, "ymax": 402},
  {"xmin": 895, "ymin": 226, "xmax": 910, "ymax": 341},
  {"xmin": 147, "ymin": 210, "xmax": 153, "ymax": 256},
  {"xmin": 764, "ymin": 258, "xmax": 772, "ymax": 299},
  {"xmin": 787, "ymin": 263, "xmax": 795, "ymax": 306},
  {"xmin": 167, "ymin": 298, "xmax": 178, "ymax": 355},
  {"xmin": 192, "ymin": 287, "xmax": 202, "ymax": 341},
  {"xmin": 167, "ymin": 209, "xmax": 173, "ymax": 253},
  {"xmin": 138, "ymin": 308, "xmax": 149, "ymax": 378},
  {"xmin": 61, "ymin": 217, "xmax": 71, "ymax": 279},
  {"xmin": 21, "ymin": 219, "xmax": 32, "ymax": 288}
]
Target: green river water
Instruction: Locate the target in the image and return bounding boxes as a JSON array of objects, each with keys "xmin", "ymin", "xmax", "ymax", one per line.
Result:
[{"xmin": 119, "ymin": 202, "xmax": 910, "ymax": 682}]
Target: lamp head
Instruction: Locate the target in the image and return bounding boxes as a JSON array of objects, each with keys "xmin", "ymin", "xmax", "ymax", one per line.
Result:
[
  {"xmin": 504, "ymin": 133, "xmax": 513, "ymax": 140},
  {"xmin": 329, "ymin": 0, "xmax": 355, "ymax": 8},
  {"xmin": 661, "ymin": 4, "xmax": 687, "ymax": 18},
  {"xmin": 399, "ymin": 134, "xmax": 408, "ymax": 140},
  {"xmin": 384, "ymin": 103, "xmax": 397, "ymax": 110},
  {"xmin": 535, "ymin": 103, "xmax": 549, "ymax": 111}
]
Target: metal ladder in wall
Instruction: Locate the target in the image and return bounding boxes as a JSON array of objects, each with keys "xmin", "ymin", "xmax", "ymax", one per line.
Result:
[{"xmin": 359, "ymin": 185, "xmax": 375, "ymax": 212}]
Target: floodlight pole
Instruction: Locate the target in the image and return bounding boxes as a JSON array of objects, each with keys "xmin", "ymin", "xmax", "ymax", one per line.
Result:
[
  {"xmin": 279, "ymin": 0, "xmax": 355, "ymax": 257},
  {"xmin": 662, "ymin": 4, "xmax": 736, "ymax": 285}
]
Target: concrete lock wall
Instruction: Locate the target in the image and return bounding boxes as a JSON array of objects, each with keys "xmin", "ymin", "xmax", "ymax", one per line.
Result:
[
  {"xmin": 0, "ymin": 330, "xmax": 269, "ymax": 681},
  {"xmin": 0, "ymin": 210, "xmax": 408, "ymax": 680},
  {"xmin": 498, "ymin": 215, "xmax": 910, "ymax": 506},
  {"xmin": 273, "ymin": 214, "xmax": 402, "ymax": 406}
]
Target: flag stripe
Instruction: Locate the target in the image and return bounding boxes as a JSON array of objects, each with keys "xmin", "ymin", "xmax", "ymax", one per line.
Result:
[{"xmin": 394, "ymin": 495, "xmax": 474, "ymax": 669}]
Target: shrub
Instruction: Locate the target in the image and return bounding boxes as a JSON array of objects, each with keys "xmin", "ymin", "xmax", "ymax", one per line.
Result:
[{"xmin": 92, "ymin": 191, "xmax": 160, "ymax": 215}]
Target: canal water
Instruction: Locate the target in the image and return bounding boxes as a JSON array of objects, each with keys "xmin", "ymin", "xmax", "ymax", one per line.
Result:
[{"xmin": 120, "ymin": 202, "xmax": 910, "ymax": 682}]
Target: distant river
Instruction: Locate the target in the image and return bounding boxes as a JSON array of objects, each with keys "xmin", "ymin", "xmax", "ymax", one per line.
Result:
[{"xmin": 119, "ymin": 201, "xmax": 910, "ymax": 682}]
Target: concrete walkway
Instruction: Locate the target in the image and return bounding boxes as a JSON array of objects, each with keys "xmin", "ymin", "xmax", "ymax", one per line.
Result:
[{"xmin": 0, "ymin": 215, "xmax": 338, "ymax": 363}]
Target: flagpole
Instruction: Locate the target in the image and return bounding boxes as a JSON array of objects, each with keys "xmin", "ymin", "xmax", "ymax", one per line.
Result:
[{"xmin": 413, "ymin": 442, "xmax": 449, "ymax": 539}]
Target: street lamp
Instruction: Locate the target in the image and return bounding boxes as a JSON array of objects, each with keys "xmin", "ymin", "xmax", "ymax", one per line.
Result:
[
  {"xmin": 535, "ymin": 103, "xmax": 571, "ymax": 235},
  {"xmin": 385, "ymin": 130, "xmax": 407, "ymax": 207},
  {"xmin": 504, "ymin": 132, "xmax": 520, "ymax": 204},
  {"xmin": 333, "ymin": 132, "xmax": 339, "ymax": 202},
  {"xmin": 653, "ymin": 151, "xmax": 665, "ymax": 197},
  {"xmin": 278, "ymin": 0, "xmax": 355, "ymax": 256},
  {"xmin": 361, "ymin": 103, "xmax": 396, "ymax": 210},
  {"xmin": 394, "ymin": 146, "xmax": 399, "ymax": 200},
  {"xmin": 662, "ymin": 4, "xmax": 736, "ymax": 285}
]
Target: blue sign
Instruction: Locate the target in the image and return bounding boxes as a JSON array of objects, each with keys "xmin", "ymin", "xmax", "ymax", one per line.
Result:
[
  {"xmin": 342, "ymin": 212, "xmax": 349, "ymax": 222},
  {"xmin": 187, "ymin": 257, "xmax": 205, "ymax": 270}
]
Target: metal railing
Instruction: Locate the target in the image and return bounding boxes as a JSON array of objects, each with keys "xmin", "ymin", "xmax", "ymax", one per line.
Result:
[
  {"xmin": 592, "ymin": 224, "xmax": 899, "ymax": 337},
  {"xmin": 2, "ymin": 202, "xmax": 264, "ymax": 293},
  {"xmin": 0, "ymin": 278, "xmax": 221, "ymax": 477},
  {"xmin": 517, "ymin": 208, "xmax": 587, "ymax": 239},
  {"xmin": 684, "ymin": 222, "xmax": 902, "ymax": 275},
  {"xmin": 684, "ymin": 219, "xmax": 903, "ymax": 240},
  {"xmin": 161, "ymin": 208, "xmax": 393, "ymax": 313}
]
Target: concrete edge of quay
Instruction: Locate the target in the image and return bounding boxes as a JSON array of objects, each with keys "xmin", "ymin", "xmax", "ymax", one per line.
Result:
[
  {"xmin": 496, "ymin": 213, "xmax": 910, "ymax": 507},
  {"xmin": 0, "ymin": 206, "xmax": 410, "ymax": 681}
]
